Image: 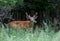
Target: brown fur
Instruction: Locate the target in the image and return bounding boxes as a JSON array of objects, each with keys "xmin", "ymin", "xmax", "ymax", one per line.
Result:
[{"xmin": 8, "ymin": 21, "xmax": 30, "ymax": 29}]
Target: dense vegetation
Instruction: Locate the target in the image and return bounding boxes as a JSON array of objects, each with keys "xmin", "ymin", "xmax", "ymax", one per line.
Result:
[
  {"xmin": 0, "ymin": 0, "xmax": 60, "ymax": 29},
  {"xmin": 0, "ymin": 0, "xmax": 60, "ymax": 41},
  {"xmin": 0, "ymin": 23, "xmax": 60, "ymax": 41}
]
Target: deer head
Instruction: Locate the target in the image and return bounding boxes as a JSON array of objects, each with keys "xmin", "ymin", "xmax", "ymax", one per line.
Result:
[{"xmin": 25, "ymin": 12, "xmax": 38, "ymax": 23}]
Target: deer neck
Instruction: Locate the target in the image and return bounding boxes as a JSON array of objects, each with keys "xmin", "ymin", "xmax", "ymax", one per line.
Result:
[{"xmin": 29, "ymin": 21, "xmax": 34, "ymax": 28}]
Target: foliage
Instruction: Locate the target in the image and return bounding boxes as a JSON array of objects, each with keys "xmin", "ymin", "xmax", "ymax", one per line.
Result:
[
  {"xmin": 52, "ymin": 31, "xmax": 60, "ymax": 41},
  {"xmin": 0, "ymin": 24, "xmax": 60, "ymax": 41},
  {"xmin": 0, "ymin": 0, "xmax": 17, "ymax": 10},
  {"xmin": 13, "ymin": 0, "xmax": 60, "ymax": 16},
  {"xmin": 17, "ymin": 0, "xmax": 24, "ymax": 6}
]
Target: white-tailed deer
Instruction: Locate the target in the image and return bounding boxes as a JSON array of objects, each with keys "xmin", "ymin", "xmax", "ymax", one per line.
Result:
[{"xmin": 8, "ymin": 12, "xmax": 38, "ymax": 30}]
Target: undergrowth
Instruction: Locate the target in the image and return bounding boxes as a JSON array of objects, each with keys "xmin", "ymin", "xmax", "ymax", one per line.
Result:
[{"xmin": 0, "ymin": 23, "xmax": 60, "ymax": 41}]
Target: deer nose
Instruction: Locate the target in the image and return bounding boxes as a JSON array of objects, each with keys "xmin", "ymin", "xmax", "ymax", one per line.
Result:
[
  {"xmin": 31, "ymin": 19, "xmax": 37, "ymax": 23},
  {"xmin": 33, "ymin": 20, "xmax": 37, "ymax": 23}
]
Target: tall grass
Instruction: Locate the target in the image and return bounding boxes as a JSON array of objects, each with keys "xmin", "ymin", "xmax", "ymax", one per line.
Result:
[{"xmin": 0, "ymin": 23, "xmax": 60, "ymax": 41}]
